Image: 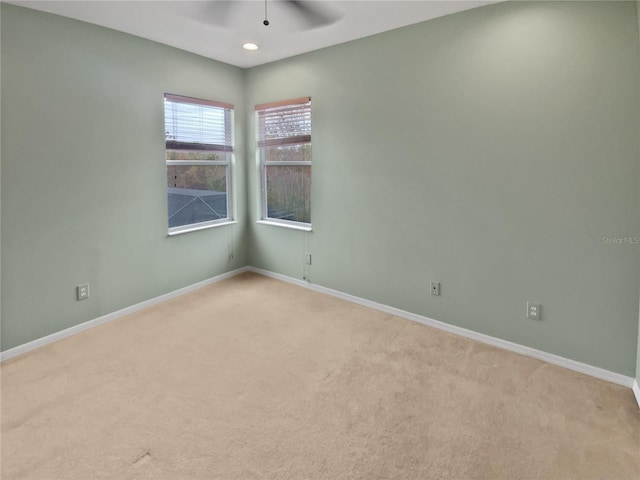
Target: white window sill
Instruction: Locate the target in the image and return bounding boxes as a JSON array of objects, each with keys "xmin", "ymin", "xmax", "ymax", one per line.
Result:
[
  {"xmin": 168, "ymin": 220, "xmax": 237, "ymax": 236},
  {"xmin": 256, "ymin": 220, "xmax": 312, "ymax": 232}
]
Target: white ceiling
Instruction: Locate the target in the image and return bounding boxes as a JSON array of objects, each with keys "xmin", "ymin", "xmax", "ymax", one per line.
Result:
[{"xmin": 8, "ymin": 1, "xmax": 492, "ymax": 68}]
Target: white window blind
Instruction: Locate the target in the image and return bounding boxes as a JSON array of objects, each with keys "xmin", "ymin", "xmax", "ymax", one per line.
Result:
[
  {"xmin": 165, "ymin": 94, "xmax": 233, "ymax": 152},
  {"xmin": 257, "ymin": 97, "xmax": 312, "ymax": 148}
]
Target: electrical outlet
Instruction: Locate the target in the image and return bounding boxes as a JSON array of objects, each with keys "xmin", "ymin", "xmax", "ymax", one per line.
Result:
[
  {"xmin": 527, "ymin": 302, "xmax": 540, "ymax": 320},
  {"xmin": 305, "ymin": 253, "xmax": 312, "ymax": 265},
  {"xmin": 430, "ymin": 281, "xmax": 440, "ymax": 296},
  {"xmin": 77, "ymin": 284, "xmax": 89, "ymax": 301}
]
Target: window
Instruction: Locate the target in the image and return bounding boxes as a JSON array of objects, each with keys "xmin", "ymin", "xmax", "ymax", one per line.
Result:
[
  {"xmin": 256, "ymin": 97, "xmax": 312, "ymax": 227},
  {"xmin": 164, "ymin": 93, "xmax": 234, "ymax": 233}
]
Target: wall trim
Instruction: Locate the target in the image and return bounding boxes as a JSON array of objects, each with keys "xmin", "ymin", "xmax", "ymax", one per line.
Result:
[
  {"xmin": 2, "ymin": 263, "xmax": 635, "ymax": 394},
  {"xmin": 0, "ymin": 266, "xmax": 251, "ymax": 363},
  {"xmin": 247, "ymin": 267, "xmax": 635, "ymax": 389},
  {"xmin": 633, "ymin": 380, "xmax": 640, "ymax": 409}
]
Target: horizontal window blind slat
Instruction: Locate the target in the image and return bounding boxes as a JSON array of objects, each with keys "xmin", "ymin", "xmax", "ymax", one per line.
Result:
[
  {"xmin": 255, "ymin": 97, "xmax": 310, "ymax": 111},
  {"xmin": 258, "ymin": 106, "xmax": 311, "ymax": 117},
  {"xmin": 166, "ymin": 160, "xmax": 228, "ymax": 166},
  {"xmin": 166, "ymin": 141, "xmax": 233, "ymax": 152},
  {"xmin": 165, "ymin": 93, "xmax": 233, "ymax": 110},
  {"xmin": 258, "ymin": 135, "xmax": 311, "ymax": 147}
]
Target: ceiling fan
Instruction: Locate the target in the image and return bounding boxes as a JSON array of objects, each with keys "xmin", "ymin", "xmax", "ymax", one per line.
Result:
[{"xmin": 198, "ymin": 0, "xmax": 340, "ymax": 30}]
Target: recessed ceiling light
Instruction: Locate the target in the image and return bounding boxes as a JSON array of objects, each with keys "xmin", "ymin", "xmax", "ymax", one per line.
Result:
[{"xmin": 243, "ymin": 43, "xmax": 259, "ymax": 51}]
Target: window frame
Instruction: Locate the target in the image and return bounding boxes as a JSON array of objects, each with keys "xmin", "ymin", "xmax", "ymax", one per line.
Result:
[
  {"xmin": 256, "ymin": 97, "xmax": 312, "ymax": 230},
  {"xmin": 164, "ymin": 93, "xmax": 234, "ymax": 235}
]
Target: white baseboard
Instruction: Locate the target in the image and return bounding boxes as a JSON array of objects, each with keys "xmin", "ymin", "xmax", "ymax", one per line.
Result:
[
  {"xmin": 0, "ymin": 266, "xmax": 250, "ymax": 363},
  {"xmin": 2, "ymin": 264, "xmax": 636, "ymax": 395},
  {"xmin": 633, "ymin": 380, "xmax": 640, "ymax": 409},
  {"xmin": 247, "ymin": 267, "xmax": 635, "ymax": 389}
]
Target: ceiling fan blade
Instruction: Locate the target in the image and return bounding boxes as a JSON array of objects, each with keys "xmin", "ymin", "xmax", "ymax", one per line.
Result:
[
  {"xmin": 286, "ymin": 0, "xmax": 339, "ymax": 28},
  {"xmin": 193, "ymin": 1, "xmax": 235, "ymax": 27}
]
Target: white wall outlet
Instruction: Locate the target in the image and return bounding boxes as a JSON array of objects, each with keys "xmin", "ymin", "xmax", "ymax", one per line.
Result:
[
  {"xmin": 305, "ymin": 253, "xmax": 312, "ymax": 265},
  {"xmin": 430, "ymin": 281, "xmax": 440, "ymax": 296},
  {"xmin": 77, "ymin": 284, "xmax": 89, "ymax": 301},
  {"xmin": 527, "ymin": 302, "xmax": 540, "ymax": 320}
]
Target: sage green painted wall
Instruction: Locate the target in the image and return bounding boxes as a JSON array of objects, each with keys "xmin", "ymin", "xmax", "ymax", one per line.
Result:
[
  {"xmin": 636, "ymin": 0, "xmax": 640, "ymax": 386},
  {"xmin": 1, "ymin": 4, "xmax": 247, "ymax": 350},
  {"xmin": 0, "ymin": 5, "xmax": 4, "ymax": 352},
  {"xmin": 246, "ymin": 1, "xmax": 640, "ymax": 376}
]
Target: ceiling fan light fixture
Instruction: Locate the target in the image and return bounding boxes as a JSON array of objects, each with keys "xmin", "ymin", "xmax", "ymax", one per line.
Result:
[{"xmin": 242, "ymin": 42, "xmax": 260, "ymax": 51}]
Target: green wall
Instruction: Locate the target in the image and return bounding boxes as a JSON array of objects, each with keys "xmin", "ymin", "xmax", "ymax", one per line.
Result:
[
  {"xmin": 636, "ymin": 0, "xmax": 640, "ymax": 386},
  {"xmin": 1, "ymin": 4, "xmax": 248, "ymax": 350},
  {"xmin": 246, "ymin": 1, "xmax": 640, "ymax": 376},
  {"xmin": 2, "ymin": 2, "xmax": 640, "ymax": 378}
]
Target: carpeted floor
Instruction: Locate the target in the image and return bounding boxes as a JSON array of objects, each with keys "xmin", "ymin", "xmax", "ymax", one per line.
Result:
[{"xmin": 2, "ymin": 272, "xmax": 639, "ymax": 479}]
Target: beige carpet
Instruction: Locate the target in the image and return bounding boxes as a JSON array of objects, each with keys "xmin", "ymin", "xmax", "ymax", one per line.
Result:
[{"xmin": 2, "ymin": 272, "xmax": 639, "ymax": 479}]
